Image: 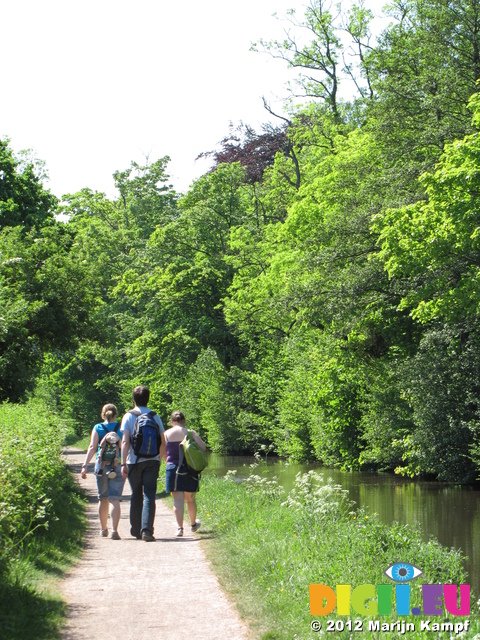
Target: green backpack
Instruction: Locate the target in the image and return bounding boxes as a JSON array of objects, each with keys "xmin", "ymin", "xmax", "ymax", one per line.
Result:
[{"xmin": 181, "ymin": 429, "xmax": 207, "ymax": 472}]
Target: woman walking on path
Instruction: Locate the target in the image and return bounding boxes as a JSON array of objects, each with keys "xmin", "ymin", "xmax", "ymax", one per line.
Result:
[
  {"xmin": 164, "ymin": 410, "xmax": 206, "ymax": 537},
  {"xmin": 80, "ymin": 403, "xmax": 126, "ymax": 539}
]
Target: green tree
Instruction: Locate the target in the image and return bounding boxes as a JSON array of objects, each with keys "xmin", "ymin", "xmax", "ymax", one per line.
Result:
[
  {"xmin": 370, "ymin": 91, "xmax": 480, "ymax": 480},
  {"xmin": 174, "ymin": 348, "xmax": 246, "ymax": 452},
  {"xmin": 41, "ymin": 157, "xmax": 178, "ymax": 427},
  {"xmin": 0, "ymin": 139, "xmax": 57, "ymax": 230},
  {"xmin": 0, "ymin": 222, "xmax": 94, "ymax": 401},
  {"xmin": 375, "ymin": 91, "xmax": 480, "ymax": 324},
  {"xmin": 366, "ymin": 0, "xmax": 480, "ymax": 186},
  {"xmin": 108, "ymin": 162, "xmax": 251, "ymax": 425},
  {"xmin": 113, "ymin": 157, "xmax": 177, "ymax": 237},
  {"xmin": 252, "ymin": 0, "xmax": 373, "ymax": 122}
]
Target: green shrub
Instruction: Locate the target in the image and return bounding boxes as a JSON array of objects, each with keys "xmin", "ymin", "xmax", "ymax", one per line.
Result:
[
  {"xmin": 0, "ymin": 401, "xmax": 67, "ymax": 552},
  {"xmin": 0, "ymin": 400, "xmax": 86, "ymax": 640}
]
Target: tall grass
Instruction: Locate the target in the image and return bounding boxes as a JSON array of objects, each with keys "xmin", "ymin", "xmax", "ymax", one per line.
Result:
[
  {"xmin": 197, "ymin": 469, "xmax": 478, "ymax": 640},
  {"xmin": 0, "ymin": 401, "xmax": 86, "ymax": 640}
]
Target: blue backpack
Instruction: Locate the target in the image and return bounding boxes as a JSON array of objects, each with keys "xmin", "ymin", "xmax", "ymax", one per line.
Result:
[{"xmin": 130, "ymin": 410, "xmax": 161, "ymax": 458}]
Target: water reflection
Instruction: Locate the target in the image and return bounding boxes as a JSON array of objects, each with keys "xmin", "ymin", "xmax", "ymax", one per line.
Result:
[{"xmin": 205, "ymin": 454, "xmax": 480, "ymax": 592}]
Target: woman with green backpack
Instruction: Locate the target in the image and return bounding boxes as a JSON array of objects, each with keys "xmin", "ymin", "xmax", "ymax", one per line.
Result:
[{"xmin": 164, "ymin": 410, "xmax": 207, "ymax": 537}]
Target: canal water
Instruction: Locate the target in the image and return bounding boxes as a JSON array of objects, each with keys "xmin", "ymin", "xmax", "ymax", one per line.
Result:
[{"xmin": 204, "ymin": 455, "xmax": 480, "ymax": 593}]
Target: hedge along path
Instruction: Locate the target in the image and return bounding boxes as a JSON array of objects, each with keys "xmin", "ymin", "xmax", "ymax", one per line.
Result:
[{"xmin": 61, "ymin": 448, "xmax": 250, "ymax": 640}]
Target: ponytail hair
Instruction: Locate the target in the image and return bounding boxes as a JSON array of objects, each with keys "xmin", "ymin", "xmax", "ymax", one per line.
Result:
[
  {"xmin": 101, "ymin": 403, "xmax": 118, "ymax": 421},
  {"xmin": 170, "ymin": 410, "xmax": 185, "ymax": 424}
]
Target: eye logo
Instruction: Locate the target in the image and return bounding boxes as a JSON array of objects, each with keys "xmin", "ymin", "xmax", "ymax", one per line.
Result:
[
  {"xmin": 385, "ymin": 563, "xmax": 423, "ymax": 582},
  {"xmin": 310, "ymin": 561, "xmax": 470, "ymax": 617}
]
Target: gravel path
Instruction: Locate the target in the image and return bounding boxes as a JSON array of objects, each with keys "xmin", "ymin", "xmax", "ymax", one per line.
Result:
[{"xmin": 60, "ymin": 448, "xmax": 250, "ymax": 640}]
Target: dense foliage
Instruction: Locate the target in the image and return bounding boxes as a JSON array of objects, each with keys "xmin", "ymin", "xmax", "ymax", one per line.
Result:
[
  {"xmin": 3, "ymin": 0, "xmax": 480, "ymax": 481},
  {"xmin": 0, "ymin": 401, "xmax": 85, "ymax": 639}
]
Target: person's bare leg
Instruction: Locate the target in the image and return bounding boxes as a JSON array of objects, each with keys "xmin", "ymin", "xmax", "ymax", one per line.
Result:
[
  {"xmin": 98, "ymin": 498, "xmax": 109, "ymax": 530},
  {"xmin": 110, "ymin": 499, "xmax": 120, "ymax": 532},
  {"xmin": 185, "ymin": 492, "xmax": 197, "ymax": 525},
  {"xmin": 172, "ymin": 491, "xmax": 185, "ymax": 528}
]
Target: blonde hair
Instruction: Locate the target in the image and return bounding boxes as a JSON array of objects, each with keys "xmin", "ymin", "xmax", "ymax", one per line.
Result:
[{"xmin": 101, "ymin": 403, "xmax": 117, "ymax": 421}]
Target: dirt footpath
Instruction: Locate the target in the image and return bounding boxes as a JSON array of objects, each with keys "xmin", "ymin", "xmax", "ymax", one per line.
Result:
[{"xmin": 61, "ymin": 448, "xmax": 250, "ymax": 640}]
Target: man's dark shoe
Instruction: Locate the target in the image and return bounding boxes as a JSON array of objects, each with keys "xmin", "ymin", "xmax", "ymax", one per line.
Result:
[
  {"xmin": 130, "ymin": 527, "xmax": 142, "ymax": 540},
  {"xmin": 142, "ymin": 531, "xmax": 155, "ymax": 542}
]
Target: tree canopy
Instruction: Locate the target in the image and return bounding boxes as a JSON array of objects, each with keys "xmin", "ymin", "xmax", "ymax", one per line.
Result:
[{"xmin": 4, "ymin": 0, "xmax": 480, "ymax": 481}]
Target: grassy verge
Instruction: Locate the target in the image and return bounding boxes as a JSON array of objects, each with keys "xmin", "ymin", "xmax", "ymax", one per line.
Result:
[
  {"xmin": 0, "ymin": 401, "xmax": 87, "ymax": 640},
  {"xmin": 65, "ymin": 430, "xmax": 91, "ymax": 451},
  {"xmin": 194, "ymin": 469, "xmax": 479, "ymax": 640}
]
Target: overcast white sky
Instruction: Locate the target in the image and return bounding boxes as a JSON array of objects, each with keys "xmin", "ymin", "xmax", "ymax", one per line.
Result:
[{"xmin": 1, "ymin": 0, "xmax": 387, "ymax": 199}]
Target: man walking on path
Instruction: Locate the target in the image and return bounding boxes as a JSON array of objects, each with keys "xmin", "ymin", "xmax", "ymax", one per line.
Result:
[{"xmin": 121, "ymin": 385, "xmax": 165, "ymax": 541}]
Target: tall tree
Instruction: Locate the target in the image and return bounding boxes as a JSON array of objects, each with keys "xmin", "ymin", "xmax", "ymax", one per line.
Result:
[
  {"xmin": 366, "ymin": 0, "xmax": 480, "ymax": 182},
  {"xmin": 42, "ymin": 158, "xmax": 178, "ymax": 425},
  {"xmin": 0, "ymin": 222, "xmax": 93, "ymax": 401},
  {"xmin": 0, "ymin": 139, "xmax": 57, "ymax": 230},
  {"xmin": 253, "ymin": 1, "xmax": 344, "ymax": 121}
]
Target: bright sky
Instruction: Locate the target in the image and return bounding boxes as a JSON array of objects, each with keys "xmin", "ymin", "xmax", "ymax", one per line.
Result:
[{"xmin": 1, "ymin": 0, "xmax": 387, "ymax": 199}]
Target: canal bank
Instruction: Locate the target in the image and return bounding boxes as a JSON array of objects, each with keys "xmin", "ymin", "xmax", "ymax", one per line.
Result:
[
  {"xmin": 205, "ymin": 455, "xmax": 480, "ymax": 593},
  {"xmin": 197, "ymin": 466, "xmax": 476, "ymax": 639}
]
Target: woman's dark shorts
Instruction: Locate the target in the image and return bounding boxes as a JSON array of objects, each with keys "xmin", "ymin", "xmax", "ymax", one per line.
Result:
[{"xmin": 166, "ymin": 462, "xmax": 199, "ymax": 493}]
